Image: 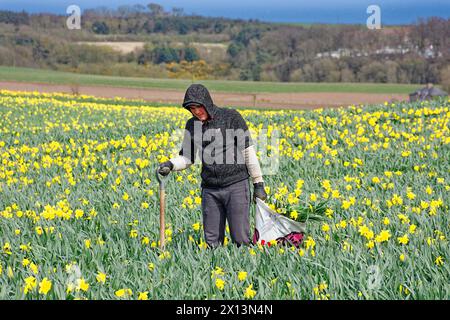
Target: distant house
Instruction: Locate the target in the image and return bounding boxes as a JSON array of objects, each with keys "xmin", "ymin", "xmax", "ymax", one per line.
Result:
[{"xmin": 409, "ymin": 83, "xmax": 448, "ymax": 102}]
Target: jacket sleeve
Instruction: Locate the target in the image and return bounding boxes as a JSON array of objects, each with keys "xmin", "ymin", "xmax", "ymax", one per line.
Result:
[
  {"xmin": 231, "ymin": 111, "xmax": 263, "ymax": 183},
  {"xmin": 243, "ymin": 145, "xmax": 264, "ymax": 184}
]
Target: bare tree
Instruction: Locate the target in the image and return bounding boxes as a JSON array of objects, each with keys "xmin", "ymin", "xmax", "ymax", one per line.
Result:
[
  {"xmin": 147, "ymin": 3, "xmax": 164, "ymax": 17},
  {"xmin": 172, "ymin": 7, "xmax": 184, "ymax": 17}
]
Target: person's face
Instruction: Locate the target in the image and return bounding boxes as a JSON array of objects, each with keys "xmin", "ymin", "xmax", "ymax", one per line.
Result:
[{"xmin": 189, "ymin": 104, "xmax": 209, "ymax": 121}]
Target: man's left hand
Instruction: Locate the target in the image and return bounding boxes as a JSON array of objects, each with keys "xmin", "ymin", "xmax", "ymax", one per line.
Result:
[{"xmin": 253, "ymin": 182, "xmax": 267, "ymax": 202}]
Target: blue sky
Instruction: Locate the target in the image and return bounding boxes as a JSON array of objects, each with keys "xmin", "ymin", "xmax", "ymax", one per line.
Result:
[{"xmin": 0, "ymin": 0, "xmax": 448, "ymax": 24}]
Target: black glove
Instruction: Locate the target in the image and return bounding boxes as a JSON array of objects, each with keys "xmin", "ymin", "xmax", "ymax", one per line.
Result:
[
  {"xmin": 158, "ymin": 161, "xmax": 174, "ymax": 176},
  {"xmin": 253, "ymin": 182, "xmax": 267, "ymax": 202}
]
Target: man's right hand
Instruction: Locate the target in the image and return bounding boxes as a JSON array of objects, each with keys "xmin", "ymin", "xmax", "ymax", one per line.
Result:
[{"xmin": 158, "ymin": 161, "xmax": 174, "ymax": 176}]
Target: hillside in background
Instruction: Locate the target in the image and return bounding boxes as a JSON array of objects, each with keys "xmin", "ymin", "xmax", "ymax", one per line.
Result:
[{"xmin": 0, "ymin": 4, "xmax": 449, "ymax": 89}]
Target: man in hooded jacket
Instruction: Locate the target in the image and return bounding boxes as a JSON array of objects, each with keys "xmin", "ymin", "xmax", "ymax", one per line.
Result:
[{"xmin": 158, "ymin": 84, "xmax": 267, "ymax": 247}]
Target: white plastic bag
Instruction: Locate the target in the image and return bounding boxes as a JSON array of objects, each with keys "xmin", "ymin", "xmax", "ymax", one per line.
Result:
[{"xmin": 253, "ymin": 198, "xmax": 306, "ymax": 247}]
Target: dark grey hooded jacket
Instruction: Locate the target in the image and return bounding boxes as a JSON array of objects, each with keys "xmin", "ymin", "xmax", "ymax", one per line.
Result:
[{"xmin": 179, "ymin": 84, "xmax": 252, "ymax": 188}]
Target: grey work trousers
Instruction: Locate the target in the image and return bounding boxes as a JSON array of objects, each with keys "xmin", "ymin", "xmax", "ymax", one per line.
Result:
[{"xmin": 201, "ymin": 178, "xmax": 251, "ymax": 247}]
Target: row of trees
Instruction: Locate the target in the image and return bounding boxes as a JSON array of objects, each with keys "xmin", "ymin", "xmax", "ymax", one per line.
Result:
[
  {"xmin": 137, "ymin": 45, "xmax": 199, "ymax": 64},
  {"xmin": 85, "ymin": 16, "xmax": 243, "ymax": 36},
  {"xmin": 0, "ymin": 10, "xmax": 29, "ymax": 25},
  {"xmin": 270, "ymin": 57, "xmax": 440, "ymax": 84},
  {"xmin": 83, "ymin": 3, "xmax": 246, "ymax": 35}
]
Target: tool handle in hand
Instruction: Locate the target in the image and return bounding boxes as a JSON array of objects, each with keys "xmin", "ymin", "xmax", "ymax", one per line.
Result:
[{"xmin": 156, "ymin": 167, "xmax": 169, "ymax": 189}]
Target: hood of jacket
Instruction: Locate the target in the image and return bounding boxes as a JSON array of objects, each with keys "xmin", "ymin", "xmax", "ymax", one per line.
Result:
[{"xmin": 182, "ymin": 84, "xmax": 219, "ymax": 119}]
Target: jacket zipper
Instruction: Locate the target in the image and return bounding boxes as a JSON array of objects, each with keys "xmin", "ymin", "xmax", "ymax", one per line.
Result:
[
  {"xmin": 213, "ymin": 163, "xmax": 218, "ymax": 187},
  {"xmin": 204, "ymin": 119, "xmax": 219, "ymax": 187}
]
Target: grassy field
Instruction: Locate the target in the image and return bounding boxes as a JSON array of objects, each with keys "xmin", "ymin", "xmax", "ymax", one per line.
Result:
[
  {"xmin": 0, "ymin": 66, "xmax": 421, "ymax": 94},
  {"xmin": 0, "ymin": 89, "xmax": 449, "ymax": 299}
]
